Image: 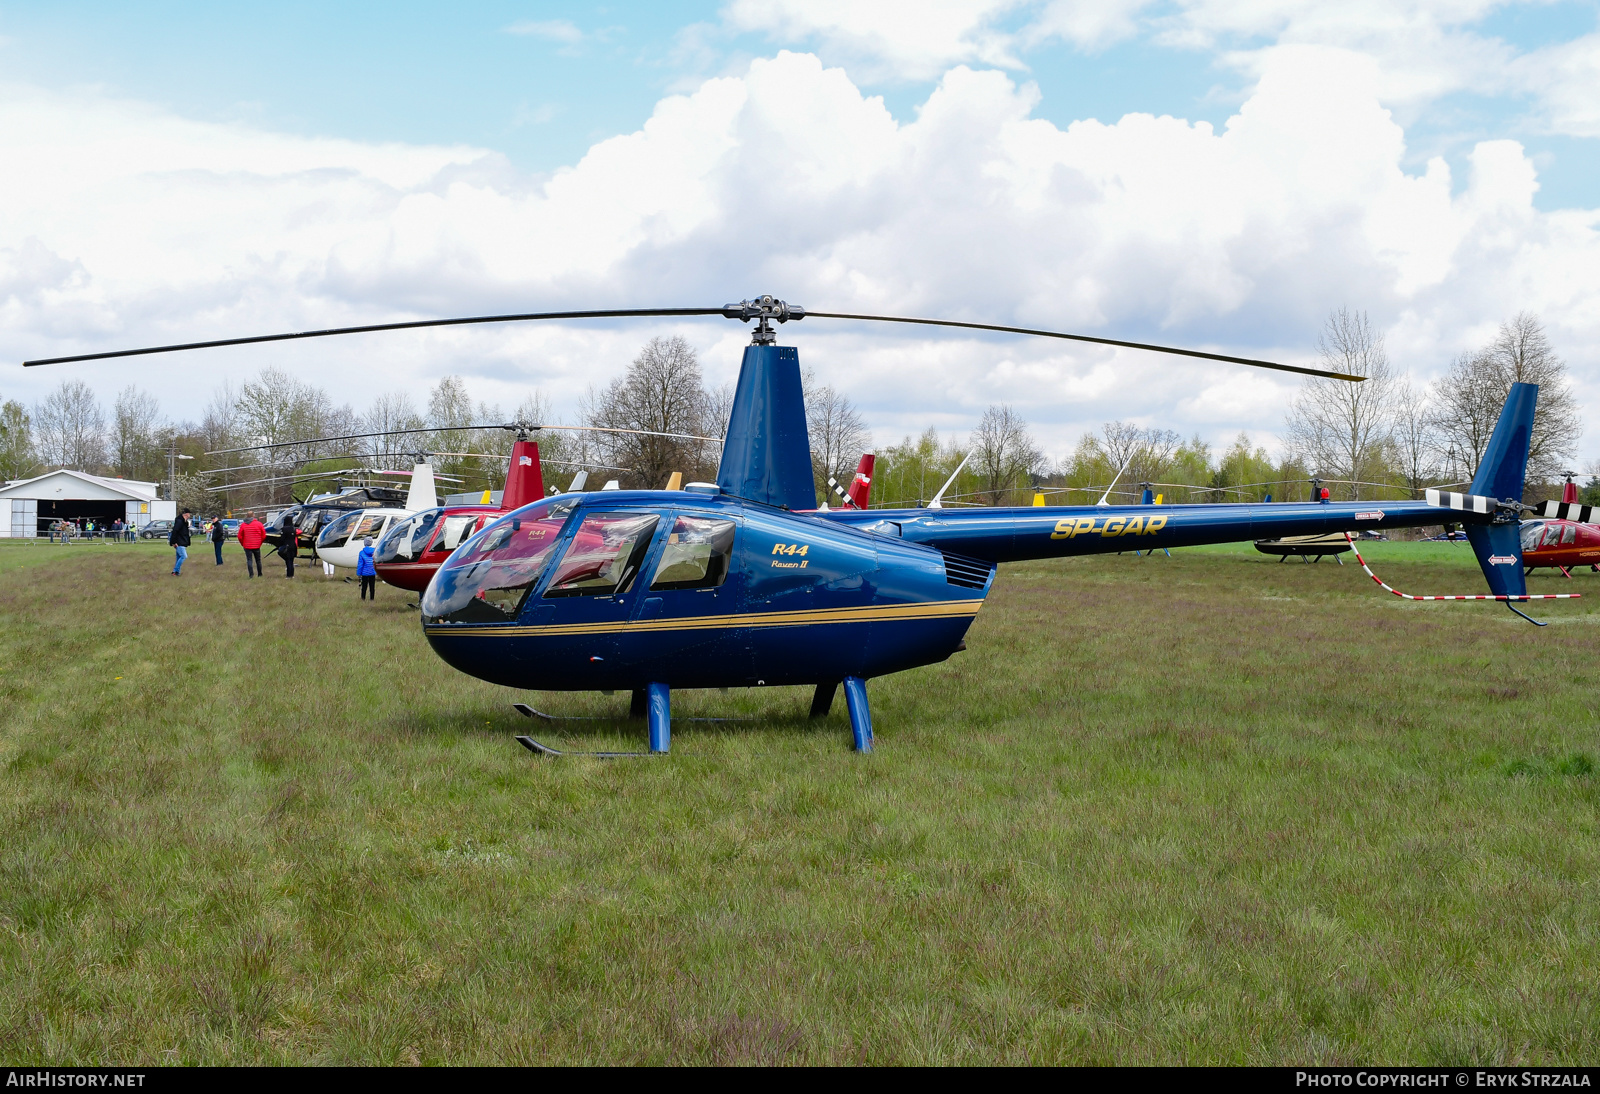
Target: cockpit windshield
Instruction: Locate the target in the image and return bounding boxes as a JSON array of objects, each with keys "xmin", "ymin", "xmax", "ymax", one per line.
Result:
[
  {"xmin": 318, "ymin": 511, "xmax": 363, "ymax": 551},
  {"xmin": 421, "ymin": 499, "xmax": 578, "ymax": 623},
  {"xmin": 377, "ymin": 509, "xmax": 442, "ymax": 564},
  {"xmin": 1521, "ymin": 522, "xmax": 1546, "ymax": 552}
]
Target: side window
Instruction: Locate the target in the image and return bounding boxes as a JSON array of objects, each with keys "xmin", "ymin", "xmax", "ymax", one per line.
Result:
[
  {"xmin": 544, "ymin": 513, "xmax": 660, "ymax": 598},
  {"xmin": 650, "ymin": 516, "xmax": 735, "ymax": 590},
  {"xmin": 1543, "ymin": 524, "xmax": 1564, "ymax": 548},
  {"xmin": 355, "ymin": 513, "xmax": 387, "ymax": 540},
  {"xmin": 1521, "ymin": 523, "xmax": 1544, "ymax": 552},
  {"xmin": 436, "ymin": 515, "xmax": 480, "ymax": 553},
  {"xmin": 1562, "ymin": 523, "xmax": 1577, "ymax": 545}
]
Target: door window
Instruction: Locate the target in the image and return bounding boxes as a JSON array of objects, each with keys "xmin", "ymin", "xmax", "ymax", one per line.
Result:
[
  {"xmin": 436, "ymin": 515, "xmax": 480, "ymax": 553},
  {"xmin": 1521, "ymin": 523, "xmax": 1545, "ymax": 552},
  {"xmin": 422, "ymin": 501, "xmax": 577, "ymax": 623},
  {"xmin": 650, "ymin": 516, "xmax": 735, "ymax": 590},
  {"xmin": 544, "ymin": 513, "xmax": 660, "ymax": 598},
  {"xmin": 1543, "ymin": 524, "xmax": 1564, "ymax": 548},
  {"xmin": 354, "ymin": 513, "xmax": 387, "ymax": 541},
  {"xmin": 1562, "ymin": 523, "xmax": 1577, "ymax": 545}
]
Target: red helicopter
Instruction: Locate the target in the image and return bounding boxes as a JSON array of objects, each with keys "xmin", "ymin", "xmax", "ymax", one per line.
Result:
[
  {"xmin": 822, "ymin": 454, "xmax": 874, "ymax": 511},
  {"xmin": 375, "ymin": 431, "xmax": 546, "ymax": 592},
  {"xmin": 376, "ymin": 437, "xmax": 875, "ymax": 591},
  {"xmin": 374, "ymin": 423, "xmax": 718, "ymax": 592},
  {"xmin": 1521, "ymin": 474, "xmax": 1600, "ymax": 577}
]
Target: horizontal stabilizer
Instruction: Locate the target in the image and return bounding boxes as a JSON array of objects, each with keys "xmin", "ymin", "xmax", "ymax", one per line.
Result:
[
  {"xmin": 1540, "ymin": 500, "xmax": 1597, "ymax": 523},
  {"xmin": 1425, "ymin": 488, "xmax": 1497, "ymax": 515}
]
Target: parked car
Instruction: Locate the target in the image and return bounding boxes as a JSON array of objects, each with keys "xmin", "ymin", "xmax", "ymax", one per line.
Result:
[
  {"xmin": 139, "ymin": 520, "xmax": 173, "ymax": 540},
  {"xmin": 216, "ymin": 518, "xmax": 242, "ymax": 538}
]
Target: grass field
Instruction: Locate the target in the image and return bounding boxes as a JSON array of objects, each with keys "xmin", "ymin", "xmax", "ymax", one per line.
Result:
[{"xmin": 0, "ymin": 537, "xmax": 1595, "ymax": 1064}]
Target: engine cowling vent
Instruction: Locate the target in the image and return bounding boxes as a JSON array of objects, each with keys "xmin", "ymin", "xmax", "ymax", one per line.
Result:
[{"xmin": 940, "ymin": 551, "xmax": 995, "ymax": 590}]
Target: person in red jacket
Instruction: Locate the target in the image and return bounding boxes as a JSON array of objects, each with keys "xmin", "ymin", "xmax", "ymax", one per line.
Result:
[{"xmin": 237, "ymin": 512, "xmax": 267, "ymax": 578}]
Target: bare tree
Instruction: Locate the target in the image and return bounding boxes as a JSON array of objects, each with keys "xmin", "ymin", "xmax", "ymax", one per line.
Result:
[
  {"xmin": 1285, "ymin": 308, "xmax": 1395, "ymax": 499},
  {"xmin": 200, "ymin": 383, "xmax": 239, "ymax": 457},
  {"xmin": 804, "ymin": 372, "xmax": 870, "ymax": 505},
  {"xmin": 1388, "ymin": 380, "xmax": 1435, "ymax": 499},
  {"xmin": 585, "ymin": 336, "xmax": 714, "ymax": 488},
  {"xmin": 1100, "ymin": 421, "xmax": 1182, "ymax": 498},
  {"xmin": 1430, "ymin": 314, "xmax": 1578, "ymax": 490},
  {"xmin": 971, "ymin": 404, "xmax": 1042, "ymax": 505},
  {"xmin": 233, "ymin": 368, "xmax": 350, "ymax": 503},
  {"xmin": 364, "ymin": 391, "xmax": 426, "ymax": 470},
  {"xmin": 112, "ymin": 386, "xmax": 165, "ymax": 482},
  {"xmin": 35, "ymin": 379, "xmax": 106, "ymax": 471}
]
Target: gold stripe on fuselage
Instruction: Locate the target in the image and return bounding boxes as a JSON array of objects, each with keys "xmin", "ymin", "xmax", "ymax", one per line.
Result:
[{"xmin": 422, "ymin": 598, "xmax": 983, "ymax": 638}]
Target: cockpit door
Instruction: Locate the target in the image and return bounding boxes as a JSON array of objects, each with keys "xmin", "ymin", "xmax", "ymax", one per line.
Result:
[
  {"xmin": 533, "ymin": 511, "xmax": 664, "ymax": 663},
  {"xmin": 616, "ymin": 511, "xmax": 743, "ymax": 684}
]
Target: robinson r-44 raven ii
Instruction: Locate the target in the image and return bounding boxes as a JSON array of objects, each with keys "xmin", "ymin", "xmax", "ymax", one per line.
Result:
[{"xmin": 26, "ymin": 296, "xmax": 1565, "ymax": 754}]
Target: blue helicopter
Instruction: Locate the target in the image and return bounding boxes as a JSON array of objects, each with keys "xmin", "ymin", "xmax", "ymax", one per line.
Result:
[{"xmin": 26, "ymin": 296, "xmax": 1550, "ymax": 754}]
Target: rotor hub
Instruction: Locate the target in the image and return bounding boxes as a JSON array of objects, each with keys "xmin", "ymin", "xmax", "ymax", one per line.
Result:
[{"xmin": 722, "ymin": 295, "xmax": 806, "ymax": 345}]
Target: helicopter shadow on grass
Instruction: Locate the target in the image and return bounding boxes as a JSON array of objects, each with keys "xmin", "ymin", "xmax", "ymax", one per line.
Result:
[{"xmin": 386, "ymin": 686, "xmax": 847, "ymax": 751}]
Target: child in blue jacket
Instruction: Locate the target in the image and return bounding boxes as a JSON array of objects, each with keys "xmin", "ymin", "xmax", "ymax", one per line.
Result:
[{"xmin": 357, "ymin": 537, "xmax": 378, "ymax": 600}]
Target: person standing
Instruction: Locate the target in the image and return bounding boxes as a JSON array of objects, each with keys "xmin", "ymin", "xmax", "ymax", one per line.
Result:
[
  {"xmin": 237, "ymin": 512, "xmax": 265, "ymax": 578},
  {"xmin": 210, "ymin": 517, "xmax": 227, "ymax": 565},
  {"xmin": 169, "ymin": 508, "xmax": 192, "ymax": 576},
  {"xmin": 356, "ymin": 536, "xmax": 378, "ymax": 600},
  {"xmin": 279, "ymin": 516, "xmax": 298, "ymax": 578}
]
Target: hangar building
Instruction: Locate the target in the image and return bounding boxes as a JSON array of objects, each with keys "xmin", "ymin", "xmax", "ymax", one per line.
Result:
[{"xmin": 0, "ymin": 470, "xmax": 174, "ymax": 538}]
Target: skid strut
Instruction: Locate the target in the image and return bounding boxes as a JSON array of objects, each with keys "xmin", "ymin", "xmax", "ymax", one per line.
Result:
[{"xmin": 1343, "ymin": 533, "xmax": 1578, "ymax": 626}]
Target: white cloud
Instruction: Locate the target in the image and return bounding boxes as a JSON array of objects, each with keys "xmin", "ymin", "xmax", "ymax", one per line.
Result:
[
  {"xmin": 1, "ymin": 49, "xmax": 1597, "ymax": 463},
  {"xmin": 1024, "ymin": 0, "xmax": 1156, "ymax": 51},
  {"xmin": 503, "ymin": 19, "xmax": 584, "ymax": 44},
  {"xmin": 722, "ymin": 1, "xmax": 1600, "ymax": 144},
  {"xmin": 721, "ymin": 0, "xmax": 1027, "ymax": 81},
  {"xmin": 1515, "ymin": 32, "xmax": 1600, "ymax": 138}
]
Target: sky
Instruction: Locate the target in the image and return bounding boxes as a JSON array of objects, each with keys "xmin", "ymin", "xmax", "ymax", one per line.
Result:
[{"xmin": 1, "ymin": 0, "xmax": 1598, "ymax": 464}]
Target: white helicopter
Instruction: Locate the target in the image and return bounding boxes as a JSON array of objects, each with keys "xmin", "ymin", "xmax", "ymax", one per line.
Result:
[{"xmin": 314, "ymin": 459, "xmax": 440, "ymax": 572}]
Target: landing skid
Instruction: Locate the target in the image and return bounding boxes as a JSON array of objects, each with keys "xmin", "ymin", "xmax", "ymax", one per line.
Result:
[{"xmin": 511, "ymin": 704, "xmax": 658, "ymax": 758}]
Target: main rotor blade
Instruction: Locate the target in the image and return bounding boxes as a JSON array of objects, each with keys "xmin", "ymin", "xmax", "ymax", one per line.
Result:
[
  {"xmin": 803, "ymin": 311, "xmax": 1364, "ymax": 382},
  {"xmin": 430, "ymin": 450, "xmax": 631, "ymax": 471},
  {"xmin": 23, "ymin": 308, "xmax": 728, "ymax": 367},
  {"xmin": 206, "ymin": 422, "xmax": 721, "ymax": 456},
  {"xmin": 23, "ymin": 296, "xmax": 1354, "ymax": 381},
  {"xmin": 207, "ymin": 424, "xmax": 442, "ymax": 456}
]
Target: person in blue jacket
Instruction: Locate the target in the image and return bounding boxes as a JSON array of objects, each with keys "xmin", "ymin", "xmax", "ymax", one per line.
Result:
[{"xmin": 356, "ymin": 536, "xmax": 378, "ymax": 600}]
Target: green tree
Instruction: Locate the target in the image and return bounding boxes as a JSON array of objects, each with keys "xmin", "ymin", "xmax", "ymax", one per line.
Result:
[{"xmin": 0, "ymin": 400, "xmax": 36, "ymax": 481}]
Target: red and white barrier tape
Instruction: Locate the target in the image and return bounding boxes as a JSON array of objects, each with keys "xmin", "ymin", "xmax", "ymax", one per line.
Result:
[{"xmin": 1343, "ymin": 533, "xmax": 1579, "ymax": 602}]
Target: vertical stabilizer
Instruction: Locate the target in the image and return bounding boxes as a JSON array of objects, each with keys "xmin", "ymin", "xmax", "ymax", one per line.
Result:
[
  {"xmin": 502, "ymin": 439, "xmax": 545, "ymax": 510},
  {"xmin": 404, "ymin": 461, "xmax": 437, "ymax": 512},
  {"xmin": 1469, "ymin": 382, "xmax": 1536, "ymax": 503},
  {"xmin": 716, "ymin": 344, "xmax": 814, "ymax": 510},
  {"xmin": 846, "ymin": 454, "xmax": 875, "ymax": 509},
  {"xmin": 1464, "ymin": 382, "xmax": 1538, "ymax": 598}
]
